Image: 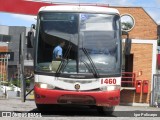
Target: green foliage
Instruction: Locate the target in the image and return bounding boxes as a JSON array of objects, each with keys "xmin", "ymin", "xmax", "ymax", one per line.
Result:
[
  {"xmin": 11, "ymin": 79, "xmax": 31, "ymax": 88},
  {"xmin": 26, "ymin": 79, "xmax": 31, "ymax": 87},
  {"xmin": 0, "ymin": 81, "xmax": 10, "ymax": 86},
  {"xmin": 11, "ymin": 79, "xmax": 21, "ymax": 87},
  {"xmin": 122, "ymin": 22, "xmax": 132, "ymax": 30}
]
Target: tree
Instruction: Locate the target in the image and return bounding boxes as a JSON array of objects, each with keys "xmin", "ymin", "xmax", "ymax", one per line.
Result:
[{"xmin": 122, "ymin": 22, "xmax": 133, "ymax": 31}]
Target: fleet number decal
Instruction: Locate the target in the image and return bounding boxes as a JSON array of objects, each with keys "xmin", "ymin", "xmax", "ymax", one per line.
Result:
[{"xmin": 101, "ymin": 78, "xmax": 117, "ymax": 84}]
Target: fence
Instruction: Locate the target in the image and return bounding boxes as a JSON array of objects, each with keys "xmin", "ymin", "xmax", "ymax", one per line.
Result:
[{"xmin": 121, "ymin": 72, "xmax": 136, "ymax": 87}]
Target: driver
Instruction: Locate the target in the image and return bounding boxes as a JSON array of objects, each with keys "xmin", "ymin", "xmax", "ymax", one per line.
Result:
[{"xmin": 52, "ymin": 41, "xmax": 65, "ymax": 61}]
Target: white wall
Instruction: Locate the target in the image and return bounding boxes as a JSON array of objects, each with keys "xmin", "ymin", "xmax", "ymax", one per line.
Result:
[{"xmin": 0, "ymin": 25, "xmax": 9, "ymax": 35}]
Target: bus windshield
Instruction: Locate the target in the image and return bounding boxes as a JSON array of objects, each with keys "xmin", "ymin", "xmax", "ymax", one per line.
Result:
[{"xmin": 36, "ymin": 12, "xmax": 121, "ymax": 78}]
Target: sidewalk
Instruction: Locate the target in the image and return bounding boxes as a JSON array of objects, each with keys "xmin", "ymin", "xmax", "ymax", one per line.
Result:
[
  {"xmin": 115, "ymin": 105, "xmax": 160, "ymax": 111},
  {"xmin": 0, "ymin": 90, "xmax": 34, "ymax": 100},
  {"xmin": 0, "ymin": 90, "xmax": 6, "ymax": 99}
]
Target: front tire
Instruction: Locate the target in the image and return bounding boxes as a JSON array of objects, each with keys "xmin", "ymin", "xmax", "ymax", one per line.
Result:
[{"xmin": 97, "ymin": 106, "xmax": 115, "ymax": 115}]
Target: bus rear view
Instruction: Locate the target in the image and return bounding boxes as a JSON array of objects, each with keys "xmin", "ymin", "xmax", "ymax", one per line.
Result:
[{"xmin": 33, "ymin": 5, "xmax": 122, "ymax": 115}]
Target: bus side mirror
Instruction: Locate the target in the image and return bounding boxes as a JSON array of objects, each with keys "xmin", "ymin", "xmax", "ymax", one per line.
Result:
[
  {"xmin": 27, "ymin": 31, "xmax": 34, "ymax": 48},
  {"xmin": 122, "ymin": 30, "xmax": 132, "ymax": 55},
  {"xmin": 27, "ymin": 24, "xmax": 35, "ymax": 48},
  {"xmin": 122, "ymin": 30, "xmax": 131, "ymax": 55},
  {"xmin": 122, "ymin": 31, "xmax": 129, "ymax": 37},
  {"xmin": 124, "ymin": 38, "xmax": 131, "ymax": 55},
  {"xmin": 32, "ymin": 24, "xmax": 36, "ymax": 30}
]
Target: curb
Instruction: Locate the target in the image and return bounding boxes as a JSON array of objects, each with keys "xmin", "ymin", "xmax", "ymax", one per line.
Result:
[{"xmin": 120, "ymin": 103, "xmax": 150, "ymax": 106}]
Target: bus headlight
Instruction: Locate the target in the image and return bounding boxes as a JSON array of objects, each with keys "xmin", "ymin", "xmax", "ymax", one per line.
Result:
[
  {"xmin": 100, "ymin": 85, "xmax": 120, "ymax": 91},
  {"xmin": 35, "ymin": 82, "xmax": 55, "ymax": 89}
]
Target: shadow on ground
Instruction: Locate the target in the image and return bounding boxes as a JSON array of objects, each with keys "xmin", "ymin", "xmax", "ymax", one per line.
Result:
[{"xmin": 14, "ymin": 105, "xmax": 116, "ymax": 117}]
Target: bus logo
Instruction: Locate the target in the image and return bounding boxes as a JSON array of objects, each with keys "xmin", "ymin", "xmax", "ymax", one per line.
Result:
[{"xmin": 75, "ymin": 84, "xmax": 80, "ymax": 90}]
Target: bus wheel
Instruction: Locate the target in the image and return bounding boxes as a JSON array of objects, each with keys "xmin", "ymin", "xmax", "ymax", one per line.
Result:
[{"xmin": 97, "ymin": 106, "xmax": 115, "ymax": 115}]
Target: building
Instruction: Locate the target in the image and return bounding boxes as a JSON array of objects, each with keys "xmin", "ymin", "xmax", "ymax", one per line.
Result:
[
  {"xmin": 113, "ymin": 6, "xmax": 158, "ymax": 106},
  {"xmin": 0, "ymin": 25, "xmax": 33, "ymax": 82}
]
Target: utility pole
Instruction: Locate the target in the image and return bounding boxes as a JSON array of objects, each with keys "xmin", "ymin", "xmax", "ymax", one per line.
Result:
[
  {"xmin": 17, "ymin": 62, "xmax": 20, "ymax": 97},
  {"xmin": 5, "ymin": 54, "xmax": 8, "ymax": 82}
]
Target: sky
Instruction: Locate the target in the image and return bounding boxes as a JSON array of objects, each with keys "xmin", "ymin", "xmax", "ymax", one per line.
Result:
[{"xmin": 0, "ymin": 0, "xmax": 160, "ymax": 27}]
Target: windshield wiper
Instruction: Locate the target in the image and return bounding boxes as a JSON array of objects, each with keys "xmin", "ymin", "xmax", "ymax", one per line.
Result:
[
  {"xmin": 82, "ymin": 48, "xmax": 99, "ymax": 78},
  {"xmin": 81, "ymin": 60, "xmax": 97, "ymax": 77},
  {"xmin": 55, "ymin": 44, "xmax": 72, "ymax": 77}
]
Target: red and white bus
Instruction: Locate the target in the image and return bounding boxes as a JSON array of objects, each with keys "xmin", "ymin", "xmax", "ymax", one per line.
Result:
[{"xmin": 26, "ymin": 4, "xmax": 127, "ymax": 115}]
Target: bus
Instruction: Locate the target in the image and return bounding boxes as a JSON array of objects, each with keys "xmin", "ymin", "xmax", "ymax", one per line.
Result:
[{"xmin": 25, "ymin": 4, "xmax": 130, "ymax": 115}]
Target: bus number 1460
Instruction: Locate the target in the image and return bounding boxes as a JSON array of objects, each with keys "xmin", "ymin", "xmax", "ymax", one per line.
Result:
[{"xmin": 101, "ymin": 79, "xmax": 116, "ymax": 84}]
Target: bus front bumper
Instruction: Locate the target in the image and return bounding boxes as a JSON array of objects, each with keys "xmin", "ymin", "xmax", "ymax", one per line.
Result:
[{"xmin": 34, "ymin": 86, "xmax": 120, "ymax": 107}]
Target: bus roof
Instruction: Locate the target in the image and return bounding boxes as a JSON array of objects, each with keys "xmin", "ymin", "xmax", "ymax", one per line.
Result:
[{"xmin": 39, "ymin": 5, "xmax": 120, "ymax": 14}]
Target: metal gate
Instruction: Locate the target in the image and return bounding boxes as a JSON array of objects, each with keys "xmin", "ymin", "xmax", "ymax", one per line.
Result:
[{"xmin": 152, "ymin": 74, "xmax": 160, "ymax": 107}]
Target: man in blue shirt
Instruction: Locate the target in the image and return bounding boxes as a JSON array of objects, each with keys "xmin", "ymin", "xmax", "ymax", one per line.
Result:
[{"xmin": 53, "ymin": 41, "xmax": 65, "ymax": 61}]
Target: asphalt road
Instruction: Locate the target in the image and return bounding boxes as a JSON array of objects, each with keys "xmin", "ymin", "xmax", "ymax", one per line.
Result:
[{"xmin": 0, "ymin": 98, "xmax": 160, "ymax": 119}]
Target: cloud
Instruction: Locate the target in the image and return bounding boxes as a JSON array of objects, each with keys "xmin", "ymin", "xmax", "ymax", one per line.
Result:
[
  {"xmin": 11, "ymin": 14, "xmax": 36, "ymax": 22},
  {"xmin": 157, "ymin": 20, "xmax": 160, "ymax": 24},
  {"xmin": 146, "ymin": 10, "xmax": 157, "ymax": 19},
  {"xmin": 145, "ymin": 9, "xmax": 160, "ymax": 24},
  {"xmin": 97, "ymin": 0, "xmax": 134, "ymax": 5},
  {"xmin": 156, "ymin": 0, "xmax": 160, "ymax": 4}
]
